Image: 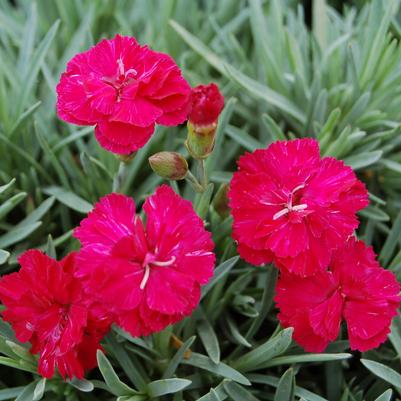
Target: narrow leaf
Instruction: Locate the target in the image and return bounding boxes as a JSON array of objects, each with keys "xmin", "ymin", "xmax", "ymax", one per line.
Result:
[
  {"xmin": 162, "ymin": 336, "xmax": 195, "ymax": 379},
  {"xmin": 361, "ymin": 359, "xmax": 401, "ymax": 389},
  {"xmin": 223, "ymin": 381, "xmax": 260, "ymax": 401},
  {"xmin": 96, "ymin": 350, "xmax": 137, "ymax": 396},
  {"xmin": 43, "ymin": 186, "xmax": 92, "ymax": 213},
  {"xmin": 182, "ymin": 352, "xmax": 250, "ymax": 385},
  {"xmin": 202, "ymin": 256, "xmax": 239, "ymax": 299},
  {"xmin": 147, "ymin": 379, "xmax": 191, "ymax": 398},
  {"xmin": 274, "ymin": 368, "xmax": 295, "ymax": 401},
  {"xmin": 68, "ymin": 378, "xmax": 95, "ymax": 393},
  {"xmin": 0, "ymin": 222, "xmax": 42, "ymax": 249},
  {"xmin": 261, "ymin": 353, "xmax": 352, "ymax": 369},
  {"xmin": 0, "ymin": 179, "xmax": 15, "ymax": 195},
  {"xmin": 225, "ymin": 64, "xmax": 306, "ymax": 124},
  {"xmin": 233, "ymin": 328, "xmax": 293, "ymax": 372},
  {"xmin": 197, "ymin": 312, "xmax": 221, "ymax": 363},
  {"xmin": 33, "ymin": 379, "xmax": 46, "ymax": 401},
  {"xmin": 374, "ymin": 389, "xmax": 393, "ymax": 401},
  {"xmin": 0, "ymin": 250, "xmax": 10, "ymax": 265}
]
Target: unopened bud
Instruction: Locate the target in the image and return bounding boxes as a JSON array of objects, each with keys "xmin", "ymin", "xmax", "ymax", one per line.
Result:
[
  {"xmin": 185, "ymin": 121, "xmax": 217, "ymax": 159},
  {"xmin": 149, "ymin": 152, "xmax": 188, "ymax": 180},
  {"xmin": 186, "ymin": 83, "xmax": 224, "ymax": 159},
  {"xmin": 188, "ymin": 83, "xmax": 224, "ymax": 126}
]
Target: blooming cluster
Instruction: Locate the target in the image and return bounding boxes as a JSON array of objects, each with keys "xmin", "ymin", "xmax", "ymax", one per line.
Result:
[
  {"xmin": 57, "ymin": 35, "xmax": 191, "ymax": 155},
  {"xmin": 0, "ymin": 30, "xmax": 398, "ymax": 384},
  {"xmin": 0, "ymin": 187, "xmax": 214, "ymax": 379},
  {"xmin": 229, "ymin": 138, "xmax": 400, "ymax": 351},
  {"xmin": 0, "ymin": 35, "xmax": 223, "ymax": 380}
]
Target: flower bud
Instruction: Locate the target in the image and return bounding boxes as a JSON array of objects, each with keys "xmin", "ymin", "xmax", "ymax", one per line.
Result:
[
  {"xmin": 186, "ymin": 83, "xmax": 224, "ymax": 159},
  {"xmin": 185, "ymin": 122, "xmax": 217, "ymax": 159},
  {"xmin": 149, "ymin": 152, "xmax": 188, "ymax": 180},
  {"xmin": 189, "ymin": 83, "xmax": 224, "ymax": 126}
]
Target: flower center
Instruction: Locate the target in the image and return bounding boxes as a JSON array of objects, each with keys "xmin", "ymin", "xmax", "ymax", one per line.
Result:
[
  {"xmin": 116, "ymin": 58, "xmax": 138, "ymax": 82},
  {"xmin": 139, "ymin": 253, "xmax": 176, "ymax": 290},
  {"xmin": 273, "ymin": 184, "xmax": 308, "ymax": 221},
  {"xmin": 101, "ymin": 58, "xmax": 138, "ymax": 100}
]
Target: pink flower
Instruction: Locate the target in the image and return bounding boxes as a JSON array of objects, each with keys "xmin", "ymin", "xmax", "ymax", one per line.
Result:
[
  {"xmin": 228, "ymin": 139, "xmax": 368, "ymax": 276},
  {"xmin": 275, "ymin": 237, "xmax": 401, "ymax": 352},
  {"xmin": 188, "ymin": 83, "xmax": 224, "ymax": 126},
  {"xmin": 0, "ymin": 251, "xmax": 110, "ymax": 379},
  {"xmin": 57, "ymin": 35, "xmax": 191, "ymax": 155},
  {"xmin": 74, "ymin": 185, "xmax": 215, "ymax": 337}
]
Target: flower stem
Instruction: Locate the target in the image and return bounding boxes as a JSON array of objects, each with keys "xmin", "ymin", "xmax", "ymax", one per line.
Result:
[
  {"xmin": 197, "ymin": 159, "xmax": 208, "ymax": 189},
  {"xmin": 186, "ymin": 170, "xmax": 204, "ymax": 193},
  {"xmin": 112, "ymin": 161, "xmax": 127, "ymax": 193}
]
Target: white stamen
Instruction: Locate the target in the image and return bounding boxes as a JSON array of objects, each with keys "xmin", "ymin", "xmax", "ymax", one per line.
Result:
[
  {"xmin": 273, "ymin": 203, "xmax": 308, "ymax": 220},
  {"xmin": 117, "ymin": 58, "xmax": 125, "ymax": 76},
  {"xmin": 292, "ymin": 203, "xmax": 308, "ymax": 211},
  {"xmin": 140, "ymin": 264, "xmax": 150, "ymax": 290},
  {"xmin": 125, "ymin": 68, "xmax": 138, "ymax": 77},
  {"xmin": 139, "ymin": 256, "xmax": 176, "ymax": 290},
  {"xmin": 273, "ymin": 208, "xmax": 289, "ymax": 220},
  {"xmin": 292, "ymin": 183, "xmax": 305, "ymax": 193},
  {"xmin": 152, "ymin": 256, "xmax": 176, "ymax": 267}
]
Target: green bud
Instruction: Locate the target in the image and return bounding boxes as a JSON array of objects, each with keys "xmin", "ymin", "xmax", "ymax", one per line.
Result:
[
  {"xmin": 149, "ymin": 152, "xmax": 188, "ymax": 180},
  {"xmin": 185, "ymin": 121, "xmax": 217, "ymax": 159}
]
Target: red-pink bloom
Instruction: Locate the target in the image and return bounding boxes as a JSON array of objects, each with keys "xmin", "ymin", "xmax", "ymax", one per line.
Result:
[
  {"xmin": 57, "ymin": 35, "xmax": 191, "ymax": 154},
  {"xmin": 74, "ymin": 185, "xmax": 215, "ymax": 337},
  {"xmin": 0, "ymin": 251, "xmax": 110, "ymax": 379},
  {"xmin": 188, "ymin": 83, "xmax": 224, "ymax": 126},
  {"xmin": 228, "ymin": 139, "xmax": 368, "ymax": 276},
  {"xmin": 275, "ymin": 237, "xmax": 401, "ymax": 352}
]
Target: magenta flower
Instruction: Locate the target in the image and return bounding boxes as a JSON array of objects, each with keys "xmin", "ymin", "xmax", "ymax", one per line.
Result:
[
  {"xmin": 74, "ymin": 185, "xmax": 215, "ymax": 337},
  {"xmin": 228, "ymin": 138, "xmax": 369, "ymax": 276},
  {"xmin": 57, "ymin": 35, "xmax": 191, "ymax": 154},
  {"xmin": 0, "ymin": 251, "xmax": 110, "ymax": 379},
  {"xmin": 275, "ymin": 237, "xmax": 401, "ymax": 352}
]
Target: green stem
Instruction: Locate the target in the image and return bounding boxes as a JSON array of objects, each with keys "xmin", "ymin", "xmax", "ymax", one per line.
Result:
[
  {"xmin": 186, "ymin": 170, "xmax": 204, "ymax": 193},
  {"xmin": 112, "ymin": 161, "xmax": 127, "ymax": 193},
  {"xmin": 197, "ymin": 159, "xmax": 208, "ymax": 189}
]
